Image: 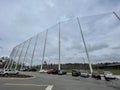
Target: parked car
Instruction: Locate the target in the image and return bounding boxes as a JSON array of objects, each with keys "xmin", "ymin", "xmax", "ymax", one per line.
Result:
[
  {"xmin": 104, "ymin": 71, "xmax": 115, "ymax": 80},
  {"xmin": 52, "ymin": 69, "xmax": 60, "ymax": 75},
  {"xmin": 80, "ymin": 71, "xmax": 89, "ymax": 78},
  {"xmin": 20, "ymin": 68, "xmax": 29, "ymax": 71},
  {"xmin": 92, "ymin": 71, "xmax": 101, "ymax": 79},
  {"xmin": 39, "ymin": 69, "xmax": 47, "ymax": 73},
  {"xmin": 58, "ymin": 70, "xmax": 67, "ymax": 75},
  {"xmin": 0, "ymin": 69, "xmax": 3, "ymax": 73},
  {"xmin": 0, "ymin": 69, "xmax": 19, "ymax": 76},
  {"xmin": 72, "ymin": 69, "xmax": 80, "ymax": 76},
  {"xmin": 28, "ymin": 68, "xmax": 37, "ymax": 72},
  {"xmin": 47, "ymin": 69, "xmax": 53, "ymax": 74}
]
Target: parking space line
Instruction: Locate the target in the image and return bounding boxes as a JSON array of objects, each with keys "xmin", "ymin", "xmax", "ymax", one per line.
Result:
[
  {"xmin": 4, "ymin": 83, "xmax": 53, "ymax": 87},
  {"xmin": 45, "ymin": 85, "xmax": 53, "ymax": 90}
]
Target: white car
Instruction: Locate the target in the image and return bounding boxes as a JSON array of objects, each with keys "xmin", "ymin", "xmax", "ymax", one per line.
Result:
[
  {"xmin": 104, "ymin": 71, "xmax": 115, "ymax": 79},
  {"xmin": 39, "ymin": 69, "xmax": 47, "ymax": 73},
  {"xmin": 0, "ymin": 69, "xmax": 19, "ymax": 75}
]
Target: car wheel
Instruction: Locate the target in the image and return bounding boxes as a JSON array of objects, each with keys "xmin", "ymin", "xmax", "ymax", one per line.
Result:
[{"xmin": 5, "ymin": 73, "xmax": 8, "ymax": 76}]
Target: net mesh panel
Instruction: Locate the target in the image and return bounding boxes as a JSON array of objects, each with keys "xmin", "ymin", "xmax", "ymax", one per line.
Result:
[
  {"xmin": 80, "ymin": 12, "xmax": 120, "ymax": 63},
  {"xmin": 10, "ymin": 12, "xmax": 120, "ymax": 69}
]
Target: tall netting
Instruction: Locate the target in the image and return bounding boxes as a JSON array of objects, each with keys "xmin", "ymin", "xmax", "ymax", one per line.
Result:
[
  {"xmin": 80, "ymin": 12, "xmax": 120, "ymax": 63},
  {"xmin": 7, "ymin": 12, "xmax": 120, "ymax": 71}
]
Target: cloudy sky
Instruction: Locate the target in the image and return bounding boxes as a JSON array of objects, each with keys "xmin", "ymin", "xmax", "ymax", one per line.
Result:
[{"xmin": 0, "ymin": 0, "xmax": 120, "ymax": 64}]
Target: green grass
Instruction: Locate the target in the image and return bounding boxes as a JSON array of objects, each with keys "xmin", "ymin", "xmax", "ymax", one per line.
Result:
[
  {"xmin": 93, "ymin": 69, "xmax": 120, "ymax": 75},
  {"xmin": 66, "ymin": 69, "xmax": 120, "ymax": 75}
]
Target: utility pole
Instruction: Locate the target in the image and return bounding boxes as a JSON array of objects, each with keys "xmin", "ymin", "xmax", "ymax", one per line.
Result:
[{"xmin": 77, "ymin": 17, "xmax": 93, "ymax": 73}]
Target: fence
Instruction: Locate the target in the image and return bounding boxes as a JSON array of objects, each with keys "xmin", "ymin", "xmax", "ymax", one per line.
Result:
[{"xmin": 5, "ymin": 12, "xmax": 120, "ymax": 73}]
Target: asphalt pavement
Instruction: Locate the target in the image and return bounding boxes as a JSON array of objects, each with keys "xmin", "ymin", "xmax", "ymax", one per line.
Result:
[{"xmin": 0, "ymin": 72, "xmax": 120, "ymax": 90}]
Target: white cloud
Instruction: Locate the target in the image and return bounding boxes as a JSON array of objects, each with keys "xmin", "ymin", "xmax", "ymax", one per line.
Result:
[
  {"xmin": 47, "ymin": 0, "xmax": 55, "ymax": 7},
  {"xmin": 0, "ymin": 0, "xmax": 120, "ymax": 64}
]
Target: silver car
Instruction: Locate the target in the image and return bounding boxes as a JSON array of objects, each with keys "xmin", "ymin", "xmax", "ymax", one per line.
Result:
[
  {"xmin": 80, "ymin": 71, "xmax": 89, "ymax": 78},
  {"xmin": 0, "ymin": 69, "xmax": 19, "ymax": 76},
  {"xmin": 104, "ymin": 71, "xmax": 115, "ymax": 80}
]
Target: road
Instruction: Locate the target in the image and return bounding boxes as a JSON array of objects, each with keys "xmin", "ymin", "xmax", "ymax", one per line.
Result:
[{"xmin": 0, "ymin": 72, "xmax": 120, "ymax": 90}]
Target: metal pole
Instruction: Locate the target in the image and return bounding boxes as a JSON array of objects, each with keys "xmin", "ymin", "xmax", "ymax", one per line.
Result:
[
  {"xmin": 77, "ymin": 17, "xmax": 93, "ymax": 73},
  {"xmin": 20, "ymin": 39, "xmax": 32, "ymax": 70},
  {"xmin": 9, "ymin": 46, "xmax": 18, "ymax": 69},
  {"xmin": 4, "ymin": 59, "xmax": 9, "ymax": 69},
  {"xmin": 15, "ymin": 42, "xmax": 25, "ymax": 70},
  {"xmin": 83, "ymin": 57, "xmax": 86, "ymax": 70},
  {"xmin": 40, "ymin": 30, "xmax": 48, "ymax": 70},
  {"xmin": 113, "ymin": 12, "xmax": 120, "ymax": 20},
  {"xmin": 14, "ymin": 44, "xmax": 23, "ymax": 70},
  {"xmin": 6, "ymin": 47, "xmax": 16, "ymax": 69},
  {"xmin": 4, "ymin": 47, "xmax": 15, "ymax": 69},
  {"xmin": 58, "ymin": 23, "xmax": 61, "ymax": 70},
  {"xmin": 11, "ymin": 45, "xmax": 21, "ymax": 70},
  {"xmin": 30, "ymin": 35, "xmax": 39, "ymax": 68}
]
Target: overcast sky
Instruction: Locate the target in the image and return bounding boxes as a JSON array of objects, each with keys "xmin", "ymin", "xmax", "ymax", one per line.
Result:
[{"xmin": 0, "ymin": 0, "xmax": 120, "ymax": 64}]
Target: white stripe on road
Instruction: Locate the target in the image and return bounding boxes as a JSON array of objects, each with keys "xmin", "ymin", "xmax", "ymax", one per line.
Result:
[{"xmin": 45, "ymin": 85, "xmax": 53, "ymax": 90}]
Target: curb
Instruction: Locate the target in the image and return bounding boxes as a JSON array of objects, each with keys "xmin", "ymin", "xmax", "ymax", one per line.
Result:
[{"xmin": 0, "ymin": 76, "xmax": 36, "ymax": 80}]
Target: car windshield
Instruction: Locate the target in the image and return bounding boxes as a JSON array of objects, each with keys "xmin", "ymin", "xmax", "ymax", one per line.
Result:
[
  {"xmin": 81, "ymin": 71, "xmax": 87, "ymax": 73},
  {"xmin": 104, "ymin": 71, "xmax": 112, "ymax": 74}
]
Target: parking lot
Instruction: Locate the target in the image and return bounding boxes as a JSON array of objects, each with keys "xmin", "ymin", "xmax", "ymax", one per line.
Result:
[{"xmin": 0, "ymin": 72, "xmax": 120, "ymax": 90}]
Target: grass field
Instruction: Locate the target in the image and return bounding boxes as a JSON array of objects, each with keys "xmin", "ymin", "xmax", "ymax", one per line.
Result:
[
  {"xmin": 93, "ymin": 69, "xmax": 120, "ymax": 75},
  {"xmin": 67, "ymin": 69, "xmax": 120, "ymax": 75}
]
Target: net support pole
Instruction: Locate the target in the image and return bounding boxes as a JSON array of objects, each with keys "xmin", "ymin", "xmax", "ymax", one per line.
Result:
[
  {"xmin": 113, "ymin": 12, "xmax": 120, "ymax": 21},
  {"xmin": 9, "ymin": 45, "xmax": 20, "ymax": 70},
  {"xmin": 9, "ymin": 46, "xmax": 18, "ymax": 69},
  {"xmin": 30, "ymin": 35, "xmax": 39, "ymax": 68},
  {"xmin": 11, "ymin": 46, "xmax": 21, "ymax": 70},
  {"xmin": 20, "ymin": 39, "xmax": 32, "ymax": 70},
  {"xmin": 40, "ymin": 30, "xmax": 48, "ymax": 70},
  {"xmin": 14, "ymin": 44, "xmax": 23, "ymax": 70},
  {"xmin": 4, "ymin": 47, "xmax": 15, "ymax": 69},
  {"xmin": 77, "ymin": 17, "xmax": 93, "ymax": 73},
  {"xmin": 6, "ymin": 48, "xmax": 16, "ymax": 69},
  {"xmin": 58, "ymin": 23, "xmax": 61, "ymax": 70},
  {"xmin": 15, "ymin": 42, "xmax": 25, "ymax": 70}
]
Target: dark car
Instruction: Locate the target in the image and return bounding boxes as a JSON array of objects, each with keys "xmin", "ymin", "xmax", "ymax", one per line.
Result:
[
  {"xmin": 52, "ymin": 69, "xmax": 60, "ymax": 75},
  {"xmin": 28, "ymin": 68, "xmax": 37, "ymax": 72},
  {"xmin": 92, "ymin": 71, "xmax": 101, "ymax": 79},
  {"xmin": 72, "ymin": 69, "xmax": 80, "ymax": 76},
  {"xmin": 58, "ymin": 70, "xmax": 67, "ymax": 75}
]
